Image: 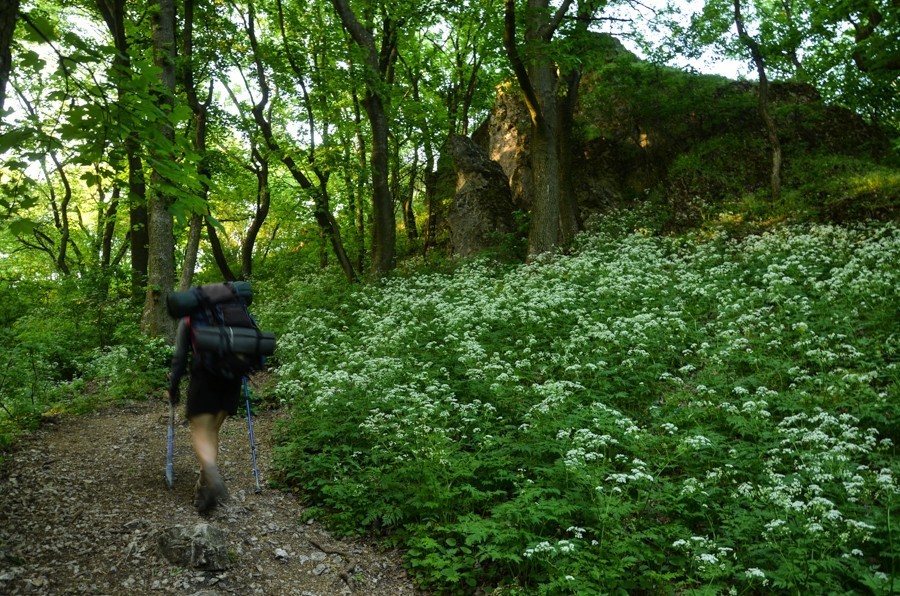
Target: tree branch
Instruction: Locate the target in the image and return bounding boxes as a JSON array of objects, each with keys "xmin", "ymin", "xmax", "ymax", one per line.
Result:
[
  {"xmin": 542, "ymin": 0, "xmax": 576, "ymax": 39},
  {"xmin": 503, "ymin": 0, "xmax": 542, "ymax": 126}
]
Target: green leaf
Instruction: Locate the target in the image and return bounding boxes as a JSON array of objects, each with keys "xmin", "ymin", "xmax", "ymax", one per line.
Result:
[
  {"xmin": 170, "ymin": 104, "xmax": 193, "ymax": 124},
  {"xmin": 21, "ymin": 13, "xmax": 59, "ymax": 43},
  {"xmin": 18, "ymin": 49, "xmax": 46, "ymax": 71},
  {"xmin": 0, "ymin": 129, "xmax": 33, "ymax": 153},
  {"xmin": 204, "ymin": 214, "xmax": 226, "ymax": 233},
  {"xmin": 7, "ymin": 218, "xmax": 38, "ymax": 235},
  {"xmin": 81, "ymin": 171, "xmax": 101, "ymax": 187}
]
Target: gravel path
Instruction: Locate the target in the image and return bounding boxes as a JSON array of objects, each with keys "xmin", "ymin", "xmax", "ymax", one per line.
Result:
[{"xmin": 0, "ymin": 399, "xmax": 421, "ymax": 595}]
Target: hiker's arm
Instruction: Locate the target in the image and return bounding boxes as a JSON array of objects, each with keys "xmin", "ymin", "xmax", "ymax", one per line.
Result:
[{"xmin": 168, "ymin": 319, "xmax": 189, "ymax": 402}]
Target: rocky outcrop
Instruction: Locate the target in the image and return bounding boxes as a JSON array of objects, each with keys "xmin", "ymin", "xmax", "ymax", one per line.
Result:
[
  {"xmin": 474, "ymin": 87, "xmax": 534, "ymax": 211},
  {"xmin": 472, "ymin": 59, "xmax": 894, "ymax": 223},
  {"xmin": 447, "ymin": 134, "xmax": 517, "ymax": 258}
]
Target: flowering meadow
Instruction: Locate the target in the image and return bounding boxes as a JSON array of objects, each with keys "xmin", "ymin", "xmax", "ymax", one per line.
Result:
[{"xmin": 266, "ymin": 215, "xmax": 899, "ymax": 593}]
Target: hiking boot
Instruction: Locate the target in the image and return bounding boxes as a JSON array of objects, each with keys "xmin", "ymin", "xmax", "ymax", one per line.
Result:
[
  {"xmin": 194, "ymin": 464, "xmax": 228, "ymax": 514},
  {"xmin": 193, "ymin": 476, "xmax": 209, "ymax": 511}
]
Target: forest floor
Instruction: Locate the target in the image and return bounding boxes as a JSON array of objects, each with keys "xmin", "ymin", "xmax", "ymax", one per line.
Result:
[{"xmin": 0, "ymin": 399, "xmax": 422, "ymax": 595}]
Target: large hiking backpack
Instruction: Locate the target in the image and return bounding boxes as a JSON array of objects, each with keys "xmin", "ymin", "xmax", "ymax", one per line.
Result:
[{"xmin": 166, "ymin": 282, "xmax": 276, "ymax": 379}]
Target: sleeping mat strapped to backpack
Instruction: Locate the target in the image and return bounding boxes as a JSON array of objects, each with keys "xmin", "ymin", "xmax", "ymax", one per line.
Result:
[{"xmin": 166, "ymin": 282, "xmax": 276, "ymax": 379}]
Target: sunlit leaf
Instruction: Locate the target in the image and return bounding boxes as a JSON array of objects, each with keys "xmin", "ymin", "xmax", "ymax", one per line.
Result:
[
  {"xmin": 21, "ymin": 13, "xmax": 58, "ymax": 43},
  {"xmin": 17, "ymin": 49, "xmax": 46, "ymax": 71}
]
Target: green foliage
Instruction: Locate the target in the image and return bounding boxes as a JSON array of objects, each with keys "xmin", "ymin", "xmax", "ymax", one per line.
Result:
[
  {"xmin": 658, "ymin": 0, "xmax": 899, "ymax": 131},
  {"xmin": 578, "ymin": 55, "xmax": 899, "ymax": 229},
  {"xmin": 785, "ymin": 155, "xmax": 900, "ymax": 221},
  {"xmin": 0, "ymin": 270, "xmax": 168, "ymax": 448},
  {"xmin": 272, "ymin": 214, "xmax": 899, "ymax": 593}
]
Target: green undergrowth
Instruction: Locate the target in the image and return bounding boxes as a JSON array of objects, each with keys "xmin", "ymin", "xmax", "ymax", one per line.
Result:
[
  {"xmin": 0, "ymin": 273, "xmax": 170, "ymax": 450},
  {"xmin": 270, "ymin": 212, "xmax": 899, "ymax": 593}
]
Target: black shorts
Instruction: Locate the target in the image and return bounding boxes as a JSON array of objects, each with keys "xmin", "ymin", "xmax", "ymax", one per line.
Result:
[{"xmin": 186, "ymin": 366, "xmax": 242, "ymax": 418}]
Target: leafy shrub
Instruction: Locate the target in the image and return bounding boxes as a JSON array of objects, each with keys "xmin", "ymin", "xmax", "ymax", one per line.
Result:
[
  {"xmin": 665, "ymin": 134, "xmax": 770, "ymax": 226},
  {"xmin": 0, "ymin": 270, "xmax": 162, "ymax": 445},
  {"xmin": 272, "ymin": 215, "xmax": 899, "ymax": 593},
  {"xmin": 70, "ymin": 334, "xmax": 171, "ymax": 401}
]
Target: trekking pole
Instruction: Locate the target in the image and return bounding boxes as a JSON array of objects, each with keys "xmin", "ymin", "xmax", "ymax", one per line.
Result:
[
  {"xmin": 243, "ymin": 376, "xmax": 262, "ymax": 492},
  {"xmin": 165, "ymin": 397, "xmax": 175, "ymax": 489}
]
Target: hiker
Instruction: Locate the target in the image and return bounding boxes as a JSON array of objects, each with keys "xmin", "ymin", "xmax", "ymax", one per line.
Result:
[
  {"xmin": 164, "ymin": 281, "xmax": 276, "ymax": 512},
  {"xmin": 165, "ymin": 315, "xmax": 237, "ymax": 513}
]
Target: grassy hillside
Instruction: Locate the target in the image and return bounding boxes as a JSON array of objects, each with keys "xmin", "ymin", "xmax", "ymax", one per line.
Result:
[
  {"xmin": 265, "ymin": 210, "xmax": 899, "ymax": 593},
  {"xmin": 573, "ymin": 52, "xmax": 900, "ymax": 229}
]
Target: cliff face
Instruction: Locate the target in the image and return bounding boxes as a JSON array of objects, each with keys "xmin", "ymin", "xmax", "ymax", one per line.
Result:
[{"xmin": 471, "ymin": 38, "xmax": 897, "ymax": 227}]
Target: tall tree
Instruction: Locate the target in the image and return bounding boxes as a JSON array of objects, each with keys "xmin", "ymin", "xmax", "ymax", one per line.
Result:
[
  {"xmin": 331, "ymin": 0, "xmax": 396, "ymax": 277},
  {"xmin": 230, "ymin": 0, "xmax": 358, "ymax": 282},
  {"xmin": 240, "ymin": 139, "xmax": 270, "ymax": 280},
  {"xmin": 555, "ymin": 0, "xmax": 597, "ymax": 244},
  {"xmin": 94, "ymin": 0, "xmax": 150, "ymax": 299},
  {"xmin": 805, "ymin": 0, "xmax": 899, "ymax": 124},
  {"xmin": 503, "ymin": 0, "xmax": 587, "ymax": 258},
  {"xmin": 675, "ymin": 0, "xmax": 898, "ymax": 126},
  {"xmin": 178, "ymin": 0, "xmax": 212, "ymax": 289},
  {"xmin": 141, "ymin": 0, "xmax": 177, "ymax": 339},
  {"xmin": 272, "ymin": 0, "xmax": 356, "ymax": 280}
]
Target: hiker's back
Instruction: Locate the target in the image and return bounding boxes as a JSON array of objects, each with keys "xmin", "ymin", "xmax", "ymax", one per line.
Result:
[{"xmin": 167, "ymin": 282, "xmax": 276, "ymax": 379}]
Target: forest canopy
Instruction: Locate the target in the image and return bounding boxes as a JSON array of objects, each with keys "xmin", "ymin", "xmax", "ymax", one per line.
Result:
[{"xmin": 0, "ymin": 0, "xmax": 896, "ymax": 297}]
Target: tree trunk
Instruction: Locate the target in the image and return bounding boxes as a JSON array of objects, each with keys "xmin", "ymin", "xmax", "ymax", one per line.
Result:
[
  {"xmin": 179, "ymin": 213, "xmax": 202, "ymax": 290},
  {"xmin": 849, "ymin": 5, "xmax": 900, "ymax": 73},
  {"xmin": 49, "ymin": 154, "xmax": 73, "ymax": 274},
  {"xmin": 557, "ymin": 69, "xmax": 583, "ymax": 247},
  {"xmin": 403, "ymin": 158, "xmax": 419, "ymax": 241},
  {"xmin": 127, "ymin": 155, "xmax": 149, "ymax": 298},
  {"xmin": 528, "ymin": 115, "xmax": 561, "ymax": 257},
  {"xmin": 389, "ymin": 134, "xmax": 418, "ymax": 241},
  {"xmin": 319, "ymin": 228, "xmax": 328, "ymax": 269},
  {"xmin": 503, "ymin": 0, "xmax": 576, "ymax": 259},
  {"xmin": 96, "ymin": 0, "xmax": 149, "ymax": 299},
  {"xmin": 364, "ymin": 91, "xmax": 396, "ymax": 275},
  {"xmin": 331, "ymin": 0, "xmax": 396, "ymax": 277},
  {"xmin": 420, "ymin": 131, "xmax": 436, "ymax": 258},
  {"xmin": 206, "ymin": 219, "xmax": 237, "ymax": 281},
  {"xmin": 142, "ymin": 0, "xmax": 177, "ymax": 340},
  {"xmin": 556, "ymin": 0, "xmax": 599, "ymax": 244},
  {"xmin": 734, "ymin": 0, "xmax": 781, "ymax": 202},
  {"xmin": 351, "ymin": 88, "xmax": 367, "ymax": 271},
  {"xmin": 459, "ymin": 51, "xmax": 483, "ymax": 136},
  {"xmin": 0, "ymin": 0, "xmax": 18, "ymax": 115},
  {"xmin": 100, "ymin": 187, "xmax": 120, "ymax": 270},
  {"xmin": 778, "ymin": 0, "xmax": 809, "ymax": 82},
  {"xmin": 241, "ymin": 150, "xmax": 270, "ymax": 279},
  {"xmin": 181, "ymin": 0, "xmax": 211, "ymax": 289},
  {"xmin": 98, "ymin": 186, "xmax": 119, "ymax": 302}
]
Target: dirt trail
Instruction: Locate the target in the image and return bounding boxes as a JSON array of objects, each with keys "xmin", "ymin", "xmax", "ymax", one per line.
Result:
[{"xmin": 0, "ymin": 399, "xmax": 421, "ymax": 595}]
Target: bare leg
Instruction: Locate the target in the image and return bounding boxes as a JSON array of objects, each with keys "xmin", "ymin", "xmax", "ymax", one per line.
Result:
[
  {"xmin": 189, "ymin": 411, "xmax": 228, "ymax": 470},
  {"xmin": 189, "ymin": 411, "xmax": 229, "ymax": 512}
]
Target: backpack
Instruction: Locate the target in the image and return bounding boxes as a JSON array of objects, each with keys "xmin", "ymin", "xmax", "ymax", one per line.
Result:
[{"xmin": 167, "ymin": 282, "xmax": 276, "ymax": 380}]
